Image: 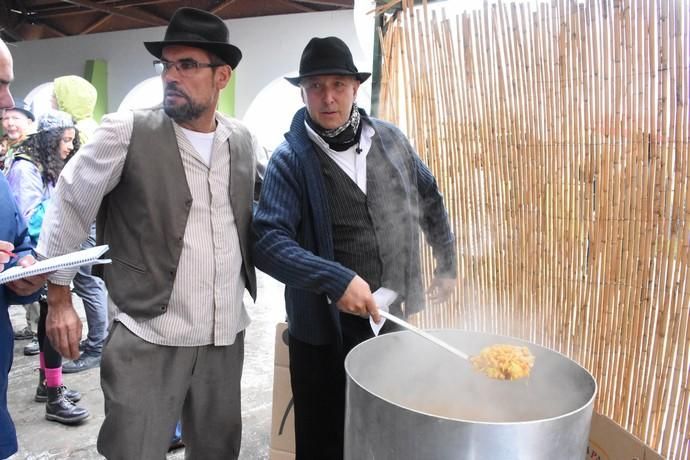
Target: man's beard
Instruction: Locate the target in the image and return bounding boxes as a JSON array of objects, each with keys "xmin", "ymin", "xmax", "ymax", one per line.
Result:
[{"xmin": 163, "ymin": 84, "xmax": 210, "ymax": 123}]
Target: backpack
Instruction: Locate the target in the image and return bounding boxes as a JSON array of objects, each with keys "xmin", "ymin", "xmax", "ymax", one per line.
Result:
[
  {"xmin": 13, "ymin": 152, "xmax": 51, "ymax": 245},
  {"xmin": 27, "ymin": 199, "xmax": 50, "ymax": 244}
]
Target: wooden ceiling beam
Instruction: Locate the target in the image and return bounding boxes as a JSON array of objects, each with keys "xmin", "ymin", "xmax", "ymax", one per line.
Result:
[
  {"xmin": 37, "ymin": 20, "xmax": 68, "ymax": 37},
  {"xmin": 59, "ymin": 0, "xmax": 167, "ymax": 26},
  {"xmin": 274, "ymin": 0, "xmax": 316, "ymax": 13},
  {"xmin": 210, "ymin": 0, "xmax": 238, "ymax": 15},
  {"xmin": 80, "ymin": 13, "xmax": 113, "ymax": 34},
  {"xmin": 0, "ymin": 24, "xmax": 23, "ymax": 42},
  {"xmin": 24, "ymin": 0, "xmax": 174, "ymax": 18},
  {"xmin": 290, "ymin": 0, "xmax": 352, "ymax": 8}
]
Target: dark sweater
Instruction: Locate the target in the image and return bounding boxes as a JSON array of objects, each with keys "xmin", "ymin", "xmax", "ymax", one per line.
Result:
[{"xmin": 253, "ymin": 107, "xmax": 456, "ymax": 345}]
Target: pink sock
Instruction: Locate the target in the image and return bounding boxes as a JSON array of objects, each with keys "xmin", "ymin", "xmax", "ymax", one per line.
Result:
[
  {"xmin": 44, "ymin": 367, "xmax": 63, "ymax": 388},
  {"xmin": 39, "ymin": 352, "xmax": 45, "ymax": 370}
]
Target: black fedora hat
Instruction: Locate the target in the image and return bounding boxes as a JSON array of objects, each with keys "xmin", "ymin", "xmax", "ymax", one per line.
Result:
[
  {"xmin": 285, "ymin": 37, "xmax": 371, "ymax": 86},
  {"xmin": 6, "ymin": 99, "xmax": 35, "ymax": 121},
  {"xmin": 144, "ymin": 7, "xmax": 242, "ymax": 69}
]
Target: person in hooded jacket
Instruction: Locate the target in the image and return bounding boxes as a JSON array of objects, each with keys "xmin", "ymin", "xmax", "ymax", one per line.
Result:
[
  {"xmin": 50, "ymin": 75, "xmax": 108, "ymax": 374},
  {"xmin": 52, "ymin": 75, "xmax": 99, "ymax": 145},
  {"xmin": 9, "ymin": 110, "xmax": 90, "ymax": 425}
]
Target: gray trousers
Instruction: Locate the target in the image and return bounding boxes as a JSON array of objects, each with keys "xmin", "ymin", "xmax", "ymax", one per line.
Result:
[
  {"xmin": 23, "ymin": 301, "xmax": 40, "ymax": 331},
  {"xmin": 97, "ymin": 322, "xmax": 244, "ymax": 460},
  {"xmin": 72, "ymin": 223, "xmax": 108, "ymax": 355}
]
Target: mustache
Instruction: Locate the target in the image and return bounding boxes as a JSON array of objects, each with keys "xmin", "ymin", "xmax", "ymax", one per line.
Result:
[{"xmin": 164, "ymin": 83, "xmax": 189, "ymax": 99}]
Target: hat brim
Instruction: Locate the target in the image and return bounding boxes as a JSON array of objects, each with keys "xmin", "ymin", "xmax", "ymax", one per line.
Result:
[
  {"xmin": 144, "ymin": 40, "xmax": 242, "ymax": 69},
  {"xmin": 285, "ymin": 69, "xmax": 371, "ymax": 86},
  {"xmin": 6, "ymin": 107, "xmax": 35, "ymax": 122}
]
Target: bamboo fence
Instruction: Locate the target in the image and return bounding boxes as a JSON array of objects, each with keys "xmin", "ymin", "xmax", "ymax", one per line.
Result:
[{"xmin": 376, "ymin": 0, "xmax": 690, "ymax": 458}]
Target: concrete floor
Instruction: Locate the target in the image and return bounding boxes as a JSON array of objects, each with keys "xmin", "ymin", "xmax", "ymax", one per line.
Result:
[{"xmin": 6, "ymin": 272, "xmax": 286, "ymax": 460}]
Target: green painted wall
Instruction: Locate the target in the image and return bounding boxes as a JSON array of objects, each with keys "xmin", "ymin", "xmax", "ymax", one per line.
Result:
[
  {"xmin": 218, "ymin": 71, "xmax": 236, "ymax": 117},
  {"xmin": 84, "ymin": 59, "xmax": 108, "ymax": 122}
]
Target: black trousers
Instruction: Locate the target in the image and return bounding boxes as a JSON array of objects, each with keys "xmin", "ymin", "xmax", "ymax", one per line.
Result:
[
  {"xmin": 37, "ymin": 296, "xmax": 62, "ymax": 369},
  {"xmin": 288, "ymin": 313, "xmax": 400, "ymax": 460}
]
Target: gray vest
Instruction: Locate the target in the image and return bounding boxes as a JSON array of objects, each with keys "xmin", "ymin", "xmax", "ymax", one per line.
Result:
[{"xmin": 96, "ymin": 108, "xmax": 257, "ymax": 320}]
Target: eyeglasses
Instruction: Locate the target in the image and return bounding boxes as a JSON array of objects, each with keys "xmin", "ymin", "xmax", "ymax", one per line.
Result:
[{"xmin": 153, "ymin": 59, "xmax": 224, "ymax": 76}]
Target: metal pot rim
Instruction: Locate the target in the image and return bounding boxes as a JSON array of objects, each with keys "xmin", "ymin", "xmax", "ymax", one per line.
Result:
[{"xmin": 345, "ymin": 329, "xmax": 598, "ymax": 424}]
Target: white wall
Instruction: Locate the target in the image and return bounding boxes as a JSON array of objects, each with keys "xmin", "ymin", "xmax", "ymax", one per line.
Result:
[{"xmin": 9, "ymin": 10, "xmax": 370, "ymax": 119}]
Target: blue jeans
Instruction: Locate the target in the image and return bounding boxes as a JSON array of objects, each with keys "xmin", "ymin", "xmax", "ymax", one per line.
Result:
[
  {"xmin": 1, "ymin": 306, "xmax": 18, "ymax": 458},
  {"xmin": 71, "ymin": 223, "xmax": 108, "ymax": 355}
]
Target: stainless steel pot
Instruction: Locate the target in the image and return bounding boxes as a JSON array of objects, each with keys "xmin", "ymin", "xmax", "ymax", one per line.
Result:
[{"xmin": 344, "ymin": 330, "xmax": 596, "ymax": 460}]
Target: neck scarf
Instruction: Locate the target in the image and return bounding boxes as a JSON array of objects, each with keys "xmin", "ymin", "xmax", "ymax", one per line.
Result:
[{"xmin": 306, "ymin": 104, "xmax": 365, "ymax": 152}]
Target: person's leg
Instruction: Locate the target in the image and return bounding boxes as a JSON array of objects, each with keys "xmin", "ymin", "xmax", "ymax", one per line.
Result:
[
  {"xmin": 287, "ymin": 314, "xmax": 393, "ymax": 460},
  {"xmin": 13, "ymin": 303, "xmax": 36, "ymax": 340},
  {"xmin": 181, "ymin": 331, "xmax": 244, "ymax": 460},
  {"xmin": 97, "ymin": 322, "xmax": 192, "ymax": 460},
  {"xmin": 20, "ymin": 302, "xmax": 40, "ymax": 355},
  {"xmin": 0, "ymin": 308, "xmax": 18, "ymax": 458},
  {"xmin": 26, "ymin": 301, "xmax": 39, "ymax": 333},
  {"xmin": 168, "ymin": 420, "xmax": 184, "ymax": 451},
  {"xmin": 64, "ymin": 225, "xmax": 108, "ymax": 373},
  {"xmin": 62, "ymin": 269, "xmax": 106, "ymax": 372},
  {"xmin": 288, "ymin": 334, "xmax": 346, "ymax": 460},
  {"xmin": 37, "ymin": 299, "xmax": 88, "ymax": 424}
]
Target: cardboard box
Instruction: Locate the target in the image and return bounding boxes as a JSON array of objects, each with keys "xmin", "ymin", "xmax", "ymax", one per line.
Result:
[
  {"xmin": 269, "ymin": 448, "xmax": 295, "ymax": 460},
  {"xmin": 270, "ymin": 323, "xmax": 295, "ymax": 460},
  {"xmin": 644, "ymin": 446, "xmax": 665, "ymax": 460},
  {"xmin": 587, "ymin": 413, "xmax": 665, "ymax": 459}
]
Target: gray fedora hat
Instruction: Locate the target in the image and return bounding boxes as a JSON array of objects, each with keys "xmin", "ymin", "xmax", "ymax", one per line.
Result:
[
  {"xmin": 144, "ymin": 7, "xmax": 242, "ymax": 69},
  {"xmin": 285, "ymin": 37, "xmax": 371, "ymax": 86},
  {"xmin": 6, "ymin": 99, "xmax": 35, "ymax": 121}
]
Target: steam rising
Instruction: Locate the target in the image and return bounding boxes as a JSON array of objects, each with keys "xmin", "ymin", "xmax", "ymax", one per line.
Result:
[{"xmin": 345, "ymin": 330, "xmax": 596, "ymax": 423}]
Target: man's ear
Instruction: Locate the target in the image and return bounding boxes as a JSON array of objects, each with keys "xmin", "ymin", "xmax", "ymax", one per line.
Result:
[
  {"xmin": 216, "ymin": 65, "xmax": 232, "ymax": 90},
  {"xmin": 352, "ymin": 79, "xmax": 361, "ymax": 98}
]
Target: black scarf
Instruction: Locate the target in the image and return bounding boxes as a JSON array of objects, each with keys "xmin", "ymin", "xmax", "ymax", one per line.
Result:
[{"xmin": 306, "ymin": 104, "xmax": 367, "ymax": 152}]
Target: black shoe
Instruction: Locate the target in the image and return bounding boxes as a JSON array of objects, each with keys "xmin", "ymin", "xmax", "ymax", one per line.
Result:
[
  {"xmin": 35, "ymin": 370, "xmax": 81, "ymax": 403},
  {"xmin": 62, "ymin": 353, "xmax": 101, "ymax": 374},
  {"xmin": 23, "ymin": 338, "xmax": 39, "ymax": 356},
  {"xmin": 14, "ymin": 326, "xmax": 34, "ymax": 340},
  {"xmin": 168, "ymin": 436, "xmax": 185, "ymax": 452},
  {"xmin": 45, "ymin": 386, "xmax": 89, "ymax": 425}
]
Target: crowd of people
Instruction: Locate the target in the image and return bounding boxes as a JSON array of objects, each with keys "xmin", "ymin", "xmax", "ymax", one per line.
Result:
[
  {"xmin": 2, "ymin": 76, "xmax": 106, "ymax": 429},
  {"xmin": 0, "ymin": 6, "xmax": 457, "ymax": 460}
]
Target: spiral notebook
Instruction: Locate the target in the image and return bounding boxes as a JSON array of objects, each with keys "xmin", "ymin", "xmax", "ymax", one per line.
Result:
[{"xmin": 0, "ymin": 245, "xmax": 111, "ymax": 285}]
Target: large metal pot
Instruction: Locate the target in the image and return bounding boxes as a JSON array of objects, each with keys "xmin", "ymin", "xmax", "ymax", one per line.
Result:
[{"xmin": 344, "ymin": 330, "xmax": 596, "ymax": 460}]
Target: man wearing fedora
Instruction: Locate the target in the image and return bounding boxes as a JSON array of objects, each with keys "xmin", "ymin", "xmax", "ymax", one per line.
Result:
[
  {"xmin": 37, "ymin": 7, "xmax": 259, "ymax": 459},
  {"xmin": 254, "ymin": 36, "xmax": 457, "ymax": 459}
]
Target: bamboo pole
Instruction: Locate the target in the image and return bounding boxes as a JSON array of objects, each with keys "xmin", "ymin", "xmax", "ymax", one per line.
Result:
[{"xmin": 376, "ymin": 1, "xmax": 689, "ymax": 456}]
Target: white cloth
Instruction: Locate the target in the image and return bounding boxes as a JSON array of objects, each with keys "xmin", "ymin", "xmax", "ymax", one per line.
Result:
[{"xmin": 180, "ymin": 126, "xmax": 214, "ymax": 167}]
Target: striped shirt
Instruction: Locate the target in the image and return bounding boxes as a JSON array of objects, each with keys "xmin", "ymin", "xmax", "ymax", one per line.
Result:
[{"xmin": 37, "ymin": 111, "xmax": 250, "ymax": 346}]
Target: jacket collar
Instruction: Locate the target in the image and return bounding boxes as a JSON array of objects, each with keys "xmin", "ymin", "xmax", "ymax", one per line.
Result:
[{"xmin": 284, "ymin": 108, "xmax": 315, "ymax": 158}]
